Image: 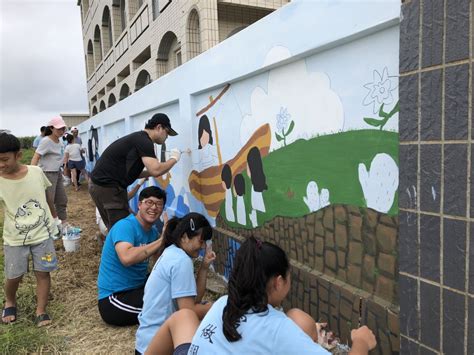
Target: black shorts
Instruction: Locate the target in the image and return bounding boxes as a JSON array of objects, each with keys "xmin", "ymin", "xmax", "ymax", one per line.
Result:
[
  {"xmin": 98, "ymin": 287, "xmax": 144, "ymax": 326},
  {"xmin": 135, "ymin": 343, "xmax": 191, "ymax": 355}
]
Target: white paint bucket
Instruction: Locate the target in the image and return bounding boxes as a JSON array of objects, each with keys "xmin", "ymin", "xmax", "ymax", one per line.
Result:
[{"xmin": 63, "ymin": 235, "xmax": 80, "ymax": 252}]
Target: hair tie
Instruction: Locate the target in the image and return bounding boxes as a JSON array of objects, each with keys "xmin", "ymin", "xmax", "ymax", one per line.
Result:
[
  {"xmin": 256, "ymin": 239, "xmax": 262, "ymax": 249},
  {"xmin": 190, "ymin": 218, "xmax": 195, "ymax": 231}
]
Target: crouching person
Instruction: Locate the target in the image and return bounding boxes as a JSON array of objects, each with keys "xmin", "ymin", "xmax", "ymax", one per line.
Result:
[
  {"xmin": 97, "ymin": 186, "xmax": 166, "ymax": 326},
  {"xmin": 0, "ymin": 133, "xmax": 58, "ymax": 326}
]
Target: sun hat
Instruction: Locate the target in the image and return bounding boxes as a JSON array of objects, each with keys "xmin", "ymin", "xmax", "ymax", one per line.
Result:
[{"xmin": 48, "ymin": 117, "xmax": 66, "ymax": 129}]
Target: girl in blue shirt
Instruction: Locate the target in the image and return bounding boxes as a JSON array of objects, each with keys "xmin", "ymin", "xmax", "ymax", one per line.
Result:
[
  {"xmin": 144, "ymin": 237, "xmax": 376, "ymax": 355},
  {"xmin": 135, "ymin": 213, "xmax": 215, "ymax": 354}
]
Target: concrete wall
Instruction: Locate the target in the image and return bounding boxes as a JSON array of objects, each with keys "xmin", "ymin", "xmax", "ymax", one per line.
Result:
[
  {"xmin": 399, "ymin": 0, "xmax": 474, "ymax": 354},
  {"xmin": 78, "ymin": 1, "xmax": 400, "ymax": 353}
]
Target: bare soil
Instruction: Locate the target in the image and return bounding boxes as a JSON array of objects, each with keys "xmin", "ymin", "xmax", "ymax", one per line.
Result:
[{"xmin": 48, "ymin": 184, "xmax": 138, "ymax": 353}]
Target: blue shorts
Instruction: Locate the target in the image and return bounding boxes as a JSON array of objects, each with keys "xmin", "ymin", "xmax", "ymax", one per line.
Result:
[{"xmin": 68, "ymin": 159, "xmax": 85, "ymax": 170}]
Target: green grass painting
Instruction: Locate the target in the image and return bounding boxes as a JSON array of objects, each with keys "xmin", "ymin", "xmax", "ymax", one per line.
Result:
[{"xmin": 221, "ymin": 129, "xmax": 398, "ymax": 229}]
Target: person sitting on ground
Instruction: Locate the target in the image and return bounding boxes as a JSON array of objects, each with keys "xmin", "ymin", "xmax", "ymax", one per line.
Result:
[
  {"xmin": 0, "ymin": 133, "xmax": 58, "ymax": 327},
  {"xmin": 64, "ymin": 134, "xmax": 85, "ymax": 191},
  {"xmin": 135, "ymin": 213, "xmax": 215, "ymax": 354},
  {"xmin": 145, "ymin": 236, "xmax": 376, "ymax": 355},
  {"xmin": 97, "ymin": 186, "xmax": 166, "ymax": 326}
]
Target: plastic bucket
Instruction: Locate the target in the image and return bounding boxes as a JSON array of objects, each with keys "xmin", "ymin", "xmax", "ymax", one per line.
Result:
[{"xmin": 63, "ymin": 235, "xmax": 80, "ymax": 252}]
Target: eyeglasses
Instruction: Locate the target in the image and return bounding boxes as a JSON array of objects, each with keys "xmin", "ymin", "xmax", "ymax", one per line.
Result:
[
  {"xmin": 142, "ymin": 199, "xmax": 163, "ymax": 208},
  {"xmin": 55, "ymin": 127, "xmax": 66, "ymax": 131}
]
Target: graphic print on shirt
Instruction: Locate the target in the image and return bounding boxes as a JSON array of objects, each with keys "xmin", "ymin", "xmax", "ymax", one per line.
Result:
[
  {"xmin": 200, "ymin": 323, "xmax": 217, "ymax": 344},
  {"xmin": 14, "ymin": 199, "xmax": 51, "ymax": 245}
]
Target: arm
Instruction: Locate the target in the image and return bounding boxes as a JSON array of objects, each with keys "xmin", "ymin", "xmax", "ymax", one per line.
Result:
[
  {"xmin": 31, "ymin": 152, "xmax": 41, "ymax": 166},
  {"xmin": 127, "ymin": 178, "xmax": 147, "ymax": 200},
  {"xmin": 64, "ymin": 152, "xmax": 70, "ymax": 164},
  {"xmin": 176, "ymin": 297, "xmax": 212, "ymax": 320},
  {"xmin": 195, "ymin": 248, "xmax": 216, "ymax": 303},
  {"xmin": 115, "ymin": 238, "xmax": 163, "ymax": 267},
  {"xmin": 141, "ymin": 156, "xmax": 177, "ymax": 178}
]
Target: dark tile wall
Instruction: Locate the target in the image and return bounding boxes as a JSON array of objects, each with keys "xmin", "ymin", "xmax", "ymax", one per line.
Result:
[{"xmin": 399, "ymin": 0, "xmax": 473, "ymax": 354}]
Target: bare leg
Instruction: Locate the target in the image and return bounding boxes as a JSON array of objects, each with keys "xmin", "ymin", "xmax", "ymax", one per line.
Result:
[
  {"xmin": 71, "ymin": 168, "xmax": 78, "ymax": 191},
  {"xmin": 34, "ymin": 271, "xmax": 52, "ymax": 326},
  {"xmin": 2, "ymin": 276, "xmax": 22, "ymax": 323},
  {"xmin": 145, "ymin": 309, "xmax": 199, "ymax": 355}
]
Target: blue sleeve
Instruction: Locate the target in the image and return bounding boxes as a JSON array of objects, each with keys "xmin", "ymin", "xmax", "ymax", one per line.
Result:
[
  {"xmin": 170, "ymin": 256, "xmax": 197, "ymax": 299},
  {"xmin": 275, "ymin": 318, "xmax": 330, "ymax": 355},
  {"xmin": 110, "ymin": 220, "xmax": 136, "ymax": 245}
]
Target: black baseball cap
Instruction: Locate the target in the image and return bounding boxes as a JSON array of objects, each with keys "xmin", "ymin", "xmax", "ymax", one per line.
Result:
[{"xmin": 145, "ymin": 113, "xmax": 178, "ymax": 136}]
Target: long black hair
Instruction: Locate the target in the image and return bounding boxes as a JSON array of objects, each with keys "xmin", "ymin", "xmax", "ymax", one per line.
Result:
[
  {"xmin": 157, "ymin": 212, "xmax": 212, "ymax": 256},
  {"xmin": 222, "ymin": 236, "xmax": 289, "ymax": 342},
  {"xmin": 197, "ymin": 115, "xmax": 213, "ymax": 149},
  {"xmin": 247, "ymin": 147, "xmax": 267, "ymax": 192}
]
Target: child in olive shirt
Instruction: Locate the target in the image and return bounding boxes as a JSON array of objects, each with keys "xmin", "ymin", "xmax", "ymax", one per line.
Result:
[{"xmin": 0, "ymin": 133, "xmax": 58, "ymax": 326}]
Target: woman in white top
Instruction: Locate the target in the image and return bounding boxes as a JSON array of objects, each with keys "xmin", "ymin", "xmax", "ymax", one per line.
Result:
[
  {"xmin": 64, "ymin": 134, "xmax": 85, "ymax": 191},
  {"xmin": 31, "ymin": 117, "xmax": 68, "ymax": 227},
  {"xmin": 144, "ymin": 237, "xmax": 376, "ymax": 355}
]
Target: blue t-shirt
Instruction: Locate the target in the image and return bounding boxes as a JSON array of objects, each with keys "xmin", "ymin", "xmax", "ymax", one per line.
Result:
[
  {"xmin": 97, "ymin": 214, "xmax": 158, "ymax": 299},
  {"xmin": 188, "ymin": 296, "xmax": 330, "ymax": 355},
  {"xmin": 135, "ymin": 244, "xmax": 197, "ymax": 353}
]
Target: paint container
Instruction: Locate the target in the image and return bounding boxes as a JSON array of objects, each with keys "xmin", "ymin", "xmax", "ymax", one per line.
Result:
[
  {"xmin": 63, "ymin": 235, "xmax": 80, "ymax": 252},
  {"xmin": 62, "ymin": 226, "xmax": 81, "ymax": 252}
]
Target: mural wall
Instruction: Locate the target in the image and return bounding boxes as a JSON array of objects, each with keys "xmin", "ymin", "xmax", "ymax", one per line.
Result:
[{"xmin": 78, "ymin": 1, "xmax": 400, "ymax": 353}]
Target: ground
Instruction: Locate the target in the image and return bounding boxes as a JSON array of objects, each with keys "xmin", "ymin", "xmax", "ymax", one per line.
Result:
[{"xmin": 0, "ymin": 181, "xmax": 225, "ymax": 353}]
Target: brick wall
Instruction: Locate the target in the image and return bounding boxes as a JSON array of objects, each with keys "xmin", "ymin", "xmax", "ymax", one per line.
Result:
[
  {"xmin": 399, "ymin": 0, "xmax": 473, "ymax": 353},
  {"xmin": 213, "ymin": 205, "xmax": 400, "ymax": 354}
]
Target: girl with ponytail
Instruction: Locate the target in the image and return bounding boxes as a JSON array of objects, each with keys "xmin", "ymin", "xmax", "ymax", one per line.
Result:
[
  {"xmin": 144, "ymin": 237, "xmax": 376, "ymax": 355},
  {"xmin": 135, "ymin": 213, "xmax": 215, "ymax": 355}
]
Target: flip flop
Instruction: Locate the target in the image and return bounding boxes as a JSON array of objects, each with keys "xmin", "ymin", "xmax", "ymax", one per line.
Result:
[
  {"xmin": 35, "ymin": 313, "xmax": 52, "ymax": 327},
  {"xmin": 2, "ymin": 306, "xmax": 17, "ymax": 324}
]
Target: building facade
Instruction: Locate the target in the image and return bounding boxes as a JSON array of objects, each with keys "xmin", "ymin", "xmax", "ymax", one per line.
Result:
[{"xmin": 78, "ymin": 0, "xmax": 288, "ymax": 117}]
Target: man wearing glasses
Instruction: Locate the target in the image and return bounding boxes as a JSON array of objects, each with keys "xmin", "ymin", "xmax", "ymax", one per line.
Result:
[
  {"xmin": 97, "ymin": 186, "xmax": 167, "ymax": 326},
  {"xmin": 89, "ymin": 113, "xmax": 181, "ymax": 230}
]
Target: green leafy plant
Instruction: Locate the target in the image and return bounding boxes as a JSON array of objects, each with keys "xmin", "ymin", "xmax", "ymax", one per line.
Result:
[
  {"xmin": 275, "ymin": 107, "xmax": 295, "ymax": 147},
  {"xmin": 364, "ymin": 101, "xmax": 399, "ymax": 130}
]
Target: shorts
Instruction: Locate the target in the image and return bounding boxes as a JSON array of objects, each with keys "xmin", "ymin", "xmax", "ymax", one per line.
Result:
[
  {"xmin": 98, "ymin": 287, "xmax": 145, "ymax": 326},
  {"xmin": 68, "ymin": 159, "xmax": 85, "ymax": 170},
  {"xmin": 135, "ymin": 343, "xmax": 191, "ymax": 355},
  {"xmin": 174, "ymin": 343, "xmax": 192, "ymax": 355},
  {"xmin": 4, "ymin": 238, "xmax": 58, "ymax": 279}
]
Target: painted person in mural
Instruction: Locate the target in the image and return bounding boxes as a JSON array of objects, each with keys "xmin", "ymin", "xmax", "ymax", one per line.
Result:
[
  {"xmin": 195, "ymin": 114, "xmax": 218, "ymax": 171},
  {"xmin": 233, "ymin": 174, "xmax": 246, "ymax": 225},
  {"xmin": 89, "ymin": 113, "xmax": 181, "ymax": 230},
  {"xmin": 97, "ymin": 186, "xmax": 166, "ymax": 326},
  {"xmin": 144, "ymin": 237, "xmax": 376, "ymax": 355},
  {"xmin": 135, "ymin": 213, "xmax": 215, "ymax": 354},
  {"xmin": 247, "ymin": 146, "xmax": 267, "ymax": 227},
  {"xmin": 221, "ymin": 164, "xmax": 235, "ymax": 222}
]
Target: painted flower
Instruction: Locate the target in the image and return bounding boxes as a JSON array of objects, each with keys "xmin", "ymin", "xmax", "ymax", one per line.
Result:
[
  {"xmin": 276, "ymin": 107, "xmax": 291, "ymax": 133},
  {"xmin": 363, "ymin": 67, "xmax": 397, "ymax": 114}
]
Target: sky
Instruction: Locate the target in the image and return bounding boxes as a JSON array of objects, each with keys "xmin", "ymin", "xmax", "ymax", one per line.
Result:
[{"xmin": 0, "ymin": 0, "xmax": 89, "ymax": 137}]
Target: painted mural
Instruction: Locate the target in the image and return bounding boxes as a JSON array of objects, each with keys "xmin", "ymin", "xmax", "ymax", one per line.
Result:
[{"xmin": 182, "ymin": 48, "xmax": 399, "ymax": 229}]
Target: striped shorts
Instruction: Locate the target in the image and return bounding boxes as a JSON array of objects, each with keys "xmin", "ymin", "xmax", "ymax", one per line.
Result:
[{"xmin": 98, "ymin": 287, "xmax": 144, "ymax": 326}]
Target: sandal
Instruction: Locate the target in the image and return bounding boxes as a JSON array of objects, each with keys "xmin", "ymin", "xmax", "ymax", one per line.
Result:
[
  {"xmin": 2, "ymin": 306, "xmax": 17, "ymax": 324},
  {"xmin": 35, "ymin": 313, "xmax": 52, "ymax": 327}
]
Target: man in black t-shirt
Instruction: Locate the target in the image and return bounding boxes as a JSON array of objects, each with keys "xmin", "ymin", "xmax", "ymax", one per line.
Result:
[{"xmin": 89, "ymin": 113, "xmax": 181, "ymax": 229}]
